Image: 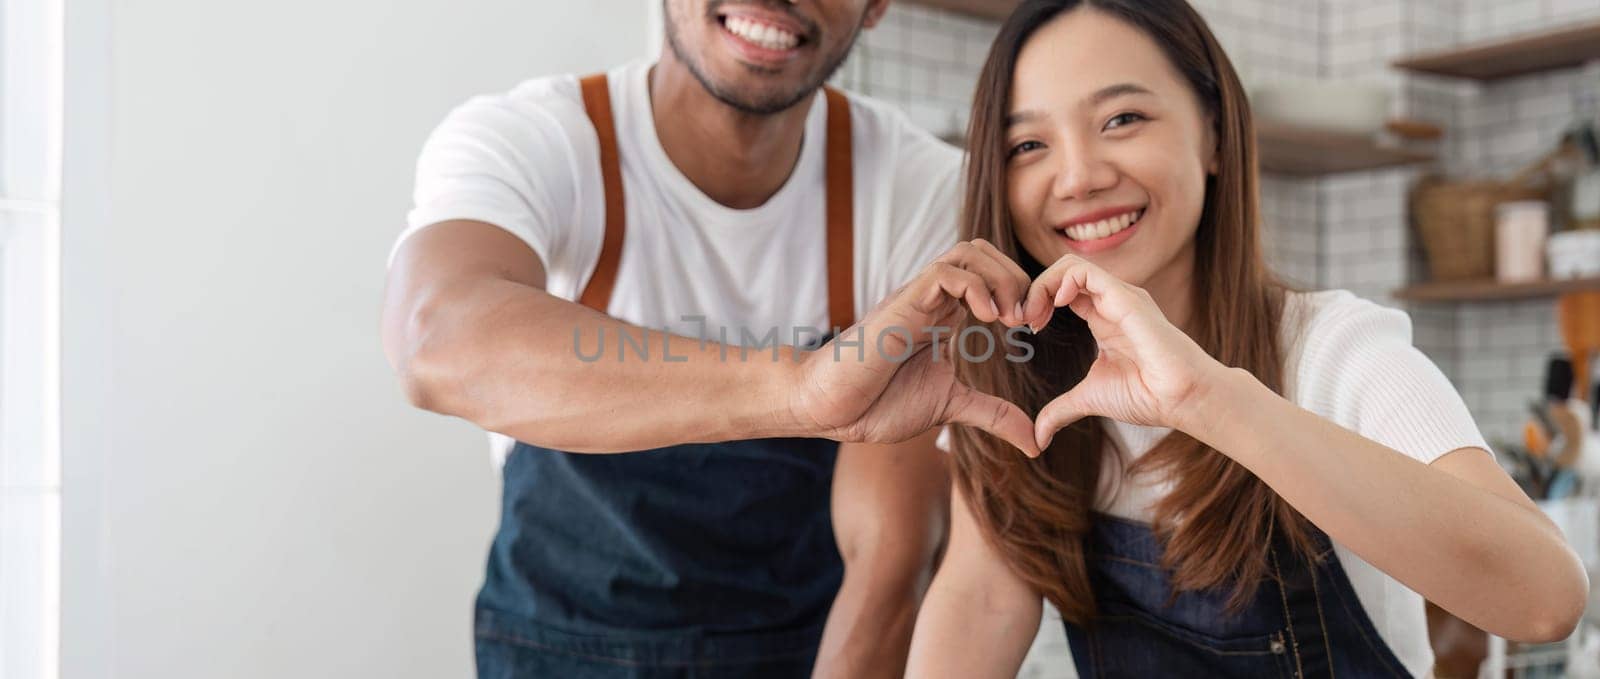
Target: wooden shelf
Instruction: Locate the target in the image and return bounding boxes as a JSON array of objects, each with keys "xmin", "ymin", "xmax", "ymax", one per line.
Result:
[
  {"xmin": 899, "ymin": 0, "xmax": 1019, "ymax": 21},
  {"xmin": 1393, "ymin": 277, "xmax": 1600, "ymax": 303},
  {"xmin": 1393, "ymin": 20, "xmax": 1600, "ymax": 81},
  {"xmin": 1256, "ymin": 120, "xmax": 1435, "ymax": 176}
]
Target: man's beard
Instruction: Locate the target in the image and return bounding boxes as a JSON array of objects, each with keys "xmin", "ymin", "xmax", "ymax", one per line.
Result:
[{"xmin": 663, "ymin": 1, "xmax": 861, "ymax": 116}]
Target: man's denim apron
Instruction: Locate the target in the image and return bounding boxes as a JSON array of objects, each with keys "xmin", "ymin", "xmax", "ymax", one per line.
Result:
[
  {"xmin": 474, "ymin": 74, "xmax": 861, "ymax": 678},
  {"xmin": 1063, "ymin": 512, "xmax": 1415, "ymax": 678}
]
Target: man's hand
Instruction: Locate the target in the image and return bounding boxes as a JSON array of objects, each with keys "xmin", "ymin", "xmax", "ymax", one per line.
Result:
[{"xmin": 785, "ymin": 240, "xmax": 1043, "ymax": 456}]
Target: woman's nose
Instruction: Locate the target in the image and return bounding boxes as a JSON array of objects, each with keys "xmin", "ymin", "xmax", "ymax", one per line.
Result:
[{"xmin": 1049, "ymin": 147, "xmax": 1116, "ymax": 201}]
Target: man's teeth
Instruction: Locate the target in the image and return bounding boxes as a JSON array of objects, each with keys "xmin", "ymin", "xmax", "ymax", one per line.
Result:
[
  {"xmin": 725, "ymin": 16, "xmax": 800, "ymax": 51},
  {"xmin": 1063, "ymin": 210, "xmax": 1142, "ymax": 241}
]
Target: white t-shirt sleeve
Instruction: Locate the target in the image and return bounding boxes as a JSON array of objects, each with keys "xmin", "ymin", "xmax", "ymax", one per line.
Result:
[
  {"xmin": 1291, "ymin": 292, "xmax": 1490, "ymax": 465},
  {"xmin": 884, "ymin": 135, "xmax": 962, "ymax": 294},
  {"xmin": 391, "ymin": 79, "xmax": 585, "ymax": 269},
  {"xmin": 851, "ymin": 98, "xmax": 963, "ymax": 307}
]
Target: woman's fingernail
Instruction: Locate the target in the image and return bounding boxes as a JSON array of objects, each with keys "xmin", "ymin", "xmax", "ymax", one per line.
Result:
[
  {"xmin": 1013, "ymin": 302, "xmax": 1024, "ymax": 324},
  {"xmin": 988, "ymin": 297, "xmax": 1000, "ymax": 319},
  {"xmin": 1054, "ymin": 285, "xmax": 1069, "ymax": 306}
]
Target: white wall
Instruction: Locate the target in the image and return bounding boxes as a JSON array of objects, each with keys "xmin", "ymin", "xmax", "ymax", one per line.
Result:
[{"xmin": 60, "ymin": 1, "xmax": 650, "ymax": 677}]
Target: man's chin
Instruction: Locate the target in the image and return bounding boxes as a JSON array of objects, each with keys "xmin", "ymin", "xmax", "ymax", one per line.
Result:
[
  {"xmin": 702, "ymin": 73, "xmax": 817, "ymax": 115},
  {"xmin": 668, "ymin": 34, "xmax": 833, "ymax": 115}
]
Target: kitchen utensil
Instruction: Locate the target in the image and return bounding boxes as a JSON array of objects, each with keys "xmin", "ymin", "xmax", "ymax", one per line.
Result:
[
  {"xmin": 1527, "ymin": 420, "xmax": 1551, "ymax": 457},
  {"xmin": 1560, "ymin": 292, "xmax": 1600, "ymax": 399},
  {"xmin": 1589, "ymin": 393, "xmax": 1600, "ymax": 431},
  {"xmin": 1552, "ymin": 406, "xmax": 1585, "ymax": 469},
  {"xmin": 1531, "ymin": 399, "xmax": 1560, "ymax": 443},
  {"xmin": 1548, "ymin": 354, "xmax": 1576, "ymax": 401}
]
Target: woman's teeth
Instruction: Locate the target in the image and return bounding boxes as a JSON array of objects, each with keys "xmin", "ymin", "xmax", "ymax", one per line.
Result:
[
  {"xmin": 1063, "ymin": 209, "xmax": 1143, "ymax": 241},
  {"xmin": 725, "ymin": 16, "xmax": 800, "ymax": 51}
]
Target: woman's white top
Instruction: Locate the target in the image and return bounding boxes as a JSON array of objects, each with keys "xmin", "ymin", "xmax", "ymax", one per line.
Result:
[{"xmin": 946, "ymin": 290, "xmax": 1490, "ymax": 678}]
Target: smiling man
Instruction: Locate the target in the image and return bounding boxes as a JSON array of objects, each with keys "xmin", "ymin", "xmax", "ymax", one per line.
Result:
[{"xmin": 381, "ymin": 0, "xmax": 970, "ymax": 677}]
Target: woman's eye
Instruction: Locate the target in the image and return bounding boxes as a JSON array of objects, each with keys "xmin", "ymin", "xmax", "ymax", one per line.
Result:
[
  {"xmin": 1104, "ymin": 112, "xmax": 1146, "ymax": 131},
  {"xmin": 1008, "ymin": 140, "xmax": 1043, "ymax": 158}
]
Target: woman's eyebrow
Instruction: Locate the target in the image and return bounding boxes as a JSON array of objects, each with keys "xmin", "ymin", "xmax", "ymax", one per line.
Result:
[
  {"xmin": 1086, "ymin": 82, "xmax": 1153, "ymax": 106},
  {"xmin": 1005, "ymin": 110, "xmax": 1043, "ymax": 127},
  {"xmin": 1005, "ymin": 83, "xmax": 1155, "ymax": 127}
]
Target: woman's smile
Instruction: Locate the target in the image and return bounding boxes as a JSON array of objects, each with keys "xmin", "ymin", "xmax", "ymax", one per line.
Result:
[{"xmin": 1054, "ymin": 206, "xmax": 1146, "ymax": 254}]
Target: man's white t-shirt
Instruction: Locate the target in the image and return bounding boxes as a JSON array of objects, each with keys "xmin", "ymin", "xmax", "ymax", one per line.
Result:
[{"xmin": 394, "ymin": 60, "xmax": 963, "ymax": 464}]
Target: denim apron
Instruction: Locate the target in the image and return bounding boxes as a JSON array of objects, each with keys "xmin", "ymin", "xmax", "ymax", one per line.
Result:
[
  {"xmin": 474, "ymin": 74, "xmax": 860, "ymax": 679},
  {"xmin": 1062, "ymin": 512, "xmax": 1415, "ymax": 678}
]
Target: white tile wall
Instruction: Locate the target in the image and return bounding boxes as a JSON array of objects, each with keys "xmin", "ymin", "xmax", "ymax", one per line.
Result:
[
  {"xmin": 1318, "ymin": 170, "xmax": 1416, "ymax": 302},
  {"xmin": 833, "ymin": 5, "xmax": 998, "ymax": 140},
  {"xmin": 1460, "ymin": 0, "xmax": 1600, "ymax": 42},
  {"xmin": 1262, "ymin": 175, "xmax": 1323, "ymax": 288},
  {"xmin": 836, "ymin": 1, "xmax": 1599, "ymax": 675}
]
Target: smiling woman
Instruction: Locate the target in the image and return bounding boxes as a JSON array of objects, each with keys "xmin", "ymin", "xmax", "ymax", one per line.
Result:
[{"xmin": 904, "ymin": 1, "xmax": 1589, "ymax": 677}]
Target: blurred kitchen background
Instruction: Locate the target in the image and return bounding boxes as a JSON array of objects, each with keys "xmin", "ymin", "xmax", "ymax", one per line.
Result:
[{"xmin": 2, "ymin": 0, "xmax": 1599, "ymax": 678}]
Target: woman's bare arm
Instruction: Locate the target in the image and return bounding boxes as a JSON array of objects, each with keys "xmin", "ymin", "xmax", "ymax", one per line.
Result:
[{"xmin": 906, "ymin": 479, "xmax": 1042, "ymax": 678}]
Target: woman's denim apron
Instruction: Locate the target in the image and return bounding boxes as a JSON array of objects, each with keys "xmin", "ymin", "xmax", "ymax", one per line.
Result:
[
  {"xmin": 474, "ymin": 74, "xmax": 861, "ymax": 678},
  {"xmin": 1063, "ymin": 513, "xmax": 1414, "ymax": 678}
]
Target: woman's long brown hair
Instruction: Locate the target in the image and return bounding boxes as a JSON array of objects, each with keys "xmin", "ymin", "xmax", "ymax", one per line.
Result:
[{"xmin": 950, "ymin": 0, "xmax": 1316, "ymax": 623}]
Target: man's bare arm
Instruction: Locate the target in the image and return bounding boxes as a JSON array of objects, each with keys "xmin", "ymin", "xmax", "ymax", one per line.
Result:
[
  {"xmin": 381, "ymin": 220, "xmax": 803, "ymax": 453},
  {"xmin": 382, "ymin": 224, "xmax": 1040, "ymax": 455},
  {"xmin": 813, "ymin": 429, "xmax": 949, "ymax": 678}
]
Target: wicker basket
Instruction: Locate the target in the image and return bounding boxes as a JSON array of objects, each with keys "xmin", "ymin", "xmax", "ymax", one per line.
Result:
[
  {"xmin": 1409, "ymin": 146, "xmax": 1580, "ymax": 281},
  {"xmin": 1411, "ymin": 177, "xmax": 1547, "ymax": 281}
]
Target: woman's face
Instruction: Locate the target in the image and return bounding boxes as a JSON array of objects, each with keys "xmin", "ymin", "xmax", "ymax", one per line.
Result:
[{"xmin": 1005, "ymin": 8, "xmax": 1216, "ymax": 288}]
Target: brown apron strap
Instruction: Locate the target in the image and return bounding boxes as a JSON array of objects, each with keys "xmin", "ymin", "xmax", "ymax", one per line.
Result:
[
  {"xmin": 578, "ymin": 74, "xmax": 626, "ymax": 313},
  {"xmin": 823, "ymin": 87, "xmax": 855, "ymax": 331},
  {"xmin": 580, "ymin": 76, "xmax": 853, "ymax": 328}
]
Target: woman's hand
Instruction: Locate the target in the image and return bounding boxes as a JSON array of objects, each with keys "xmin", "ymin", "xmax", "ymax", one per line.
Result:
[
  {"xmin": 1025, "ymin": 254, "xmax": 1229, "ymax": 450},
  {"xmin": 789, "ymin": 239, "xmax": 1041, "ymax": 455}
]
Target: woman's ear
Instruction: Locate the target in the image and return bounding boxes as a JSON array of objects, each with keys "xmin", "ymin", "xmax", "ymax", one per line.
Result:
[{"xmin": 863, "ymin": 0, "xmax": 892, "ymax": 29}]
